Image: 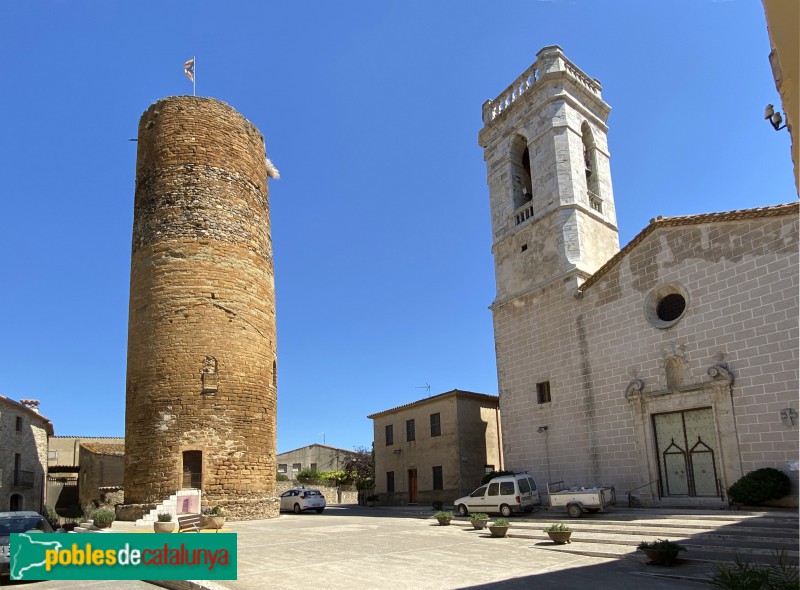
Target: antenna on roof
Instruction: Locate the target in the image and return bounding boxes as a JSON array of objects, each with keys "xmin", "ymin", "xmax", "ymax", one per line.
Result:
[
  {"xmin": 319, "ymin": 432, "xmax": 325, "ymax": 445},
  {"xmin": 415, "ymin": 382, "xmax": 431, "ymax": 397}
]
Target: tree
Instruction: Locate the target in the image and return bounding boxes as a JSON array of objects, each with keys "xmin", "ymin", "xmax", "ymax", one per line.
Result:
[{"xmin": 344, "ymin": 445, "xmax": 374, "ymax": 489}]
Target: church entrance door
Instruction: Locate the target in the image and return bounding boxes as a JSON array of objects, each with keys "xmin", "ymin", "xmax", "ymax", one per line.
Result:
[{"xmin": 653, "ymin": 408, "xmax": 721, "ymax": 497}]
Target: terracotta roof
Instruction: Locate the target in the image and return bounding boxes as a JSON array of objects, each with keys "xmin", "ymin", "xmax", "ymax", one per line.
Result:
[
  {"xmin": 0, "ymin": 394, "xmax": 54, "ymax": 435},
  {"xmin": 80, "ymin": 442, "xmax": 125, "ymax": 456},
  {"xmin": 577, "ymin": 202, "xmax": 799, "ymax": 295},
  {"xmin": 367, "ymin": 389, "xmax": 499, "ymax": 419}
]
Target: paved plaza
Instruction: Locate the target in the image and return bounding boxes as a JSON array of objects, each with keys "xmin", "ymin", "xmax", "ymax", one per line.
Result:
[{"xmin": 13, "ymin": 504, "xmax": 796, "ymax": 589}]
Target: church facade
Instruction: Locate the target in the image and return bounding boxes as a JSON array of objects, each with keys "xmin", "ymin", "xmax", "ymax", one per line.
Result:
[{"xmin": 479, "ymin": 46, "xmax": 799, "ymax": 506}]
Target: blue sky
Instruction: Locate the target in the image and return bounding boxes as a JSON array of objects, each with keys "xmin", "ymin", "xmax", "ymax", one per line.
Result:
[{"xmin": 0, "ymin": 1, "xmax": 794, "ymax": 454}]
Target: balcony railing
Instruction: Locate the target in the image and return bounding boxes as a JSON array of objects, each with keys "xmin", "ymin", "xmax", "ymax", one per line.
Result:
[
  {"xmin": 13, "ymin": 469, "xmax": 34, "ymax": 488},
  {"xmin": 513, "ymin": 204, "xmax": 534, "ymax": 226}
]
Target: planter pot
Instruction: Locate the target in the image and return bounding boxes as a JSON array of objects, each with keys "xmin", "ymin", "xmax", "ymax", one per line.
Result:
[
  {"xmin": 470, "ymin": 519, "xmax": 489, "ymax": 530},
  {"xmin": 488, "ymin": 525, "xmax": 509, "ymax": 538},
  {"xmin": 436, "ymin": 518, "xmax": 452, "ymax": 526},
  {"xmin": 203, "ymin": 516, "xmax": 225, "ymax": 530},
  {"xmin": 94, "ymin": 521, "xmax": 113, "ymax": 529},
  {"xmin": 643, "ymin": 549, "xmax": 681, "ymax": 565},
  {"xmin": 546, "ymin": 531, "xmax": 572, "ymax": 544},
  {"xmin": 154, "ymin": 522, "xmax": 175, "ymax": 533}
]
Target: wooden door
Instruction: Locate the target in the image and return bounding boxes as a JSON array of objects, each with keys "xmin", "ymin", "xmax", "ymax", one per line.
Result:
[{"xmin": 408, "ymin": 469, "xmax": 418, "ymax": 503}]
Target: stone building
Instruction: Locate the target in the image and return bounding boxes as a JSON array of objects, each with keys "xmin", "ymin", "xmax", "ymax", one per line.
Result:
[
  {"xmin": 47, "ymin": 435, "xmax": 124, "ymax": 515},
  {"xmin": 123, "ymin": 96, "xmax": 280, "ymax": 520},
  {"xmin": 479, "ymin": 46, "xmax": 798, "ymax": 506},
  {"xmin": 277, "ymin": 444, "xmax": 357, "ymax": 479},
  {"xmin": 763, "ymin": 0, "xmax": 798, "ymax": 193},
  {"xmin": 78, "ymin": 441, "xmax": 125, "ymax": 508},
  {"xmin": 0, "ymin": 396, "xmax": 53, "ymax": 512},
  {"xmin": 368, "ymin": 390, "xmax": 503, "ymax": 505}
]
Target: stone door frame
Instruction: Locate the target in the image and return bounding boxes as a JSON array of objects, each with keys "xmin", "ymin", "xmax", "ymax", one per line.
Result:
[{"xmin": 626, "ymin": 365, "xmax": 743, "ymax": 503}]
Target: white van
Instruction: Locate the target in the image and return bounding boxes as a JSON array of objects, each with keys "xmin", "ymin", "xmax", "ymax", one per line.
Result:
[{"xmin": 453, "ymin": 472, "xmax": 541, "ymax": 517}]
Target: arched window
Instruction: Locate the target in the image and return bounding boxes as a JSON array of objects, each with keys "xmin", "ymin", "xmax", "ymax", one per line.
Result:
[
  {"xmin": 511, "ymin": 135, "xmax": 533, "ymax": 211},
  {"xmin": 10, "ymin": 493, "xmax": 23, "ymax": 511},
  {"xmin": 581, "ymin": 122, "xmax": 602, "ymax": 213}
]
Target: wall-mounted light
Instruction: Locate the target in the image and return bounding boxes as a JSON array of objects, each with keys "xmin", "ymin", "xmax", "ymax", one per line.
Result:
[
  {"xmin": 764, "ymin": 104, "xmax": 788, "ymax": 131},
  {"xmin": 392, "ymin": 449, "xmax": 402, "ymax": 455},
  {"xmin": 537, "ymin": 426, "xmax": 548, "ymax": 433}
]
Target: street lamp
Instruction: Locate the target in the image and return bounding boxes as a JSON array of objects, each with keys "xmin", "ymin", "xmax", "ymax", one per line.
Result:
[{"xmin": 764, "ymin": 104, "xmax": 788, "ymax": 131}]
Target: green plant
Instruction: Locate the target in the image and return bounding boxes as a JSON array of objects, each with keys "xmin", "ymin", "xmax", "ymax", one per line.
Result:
[
  {"xmin": 43, "ymin": 505, "xmax": 60, "ymax": 529},
  {"xmin": 727, "ymin": 467, "xmax": 791, "ymax": 505},
  {"xmin": 637, "ymin": 539, "xmax": 686, "ymax": 552},
  {"xmin": 203, "ymin": 506, "xmax": 224, "ymax": 517},
  {"xmin": 157, "ymin": 513, "xmax": 173, "ymax": 522},
  {"xmin": 276, "ymin": 473, "xmax": 289, "ymax": 481},
  {"xmin": 710, "ymin": 550, "xmax": 798, "ymax": 590},
  {"xmin": 469, "ymin": 513, "xmax": 489, "ymax": 521},
  {"xmin": 296, "ymin": 468, "xmax": 322, "ymax": 484},
  {"xmin": 481, "ymin": 470, "xmax": 514, "ymax": 485},
  {"xmin": 492, "ymin": 518, "xmax": 510, "ymax": 527},
  {"xmin": 434, "ymin": 511, "xmax": 453, "ymax": 520},
  {"xmin": 544, "ymin": 523, "xmax": 571, "ymax": 532},
  {"xmin": 90, "ymin": 509, "xmax": 115, "ymax": 528}
]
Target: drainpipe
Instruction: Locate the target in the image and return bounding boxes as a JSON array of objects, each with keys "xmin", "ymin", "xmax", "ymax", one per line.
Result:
[{"xmin": 495, "ymin": 405, "xmax": 503, "ymax": 471}]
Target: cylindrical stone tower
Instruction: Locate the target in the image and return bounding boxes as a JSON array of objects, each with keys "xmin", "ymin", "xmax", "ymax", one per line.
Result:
[{"xmin": 123, "ymin": 96, "xmax": 278, "ymax": 520}]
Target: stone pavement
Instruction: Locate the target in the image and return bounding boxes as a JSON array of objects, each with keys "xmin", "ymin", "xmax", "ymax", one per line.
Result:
[{"xmin": 7, "ymin": 504, "xmax": 798, "ymax": 590}]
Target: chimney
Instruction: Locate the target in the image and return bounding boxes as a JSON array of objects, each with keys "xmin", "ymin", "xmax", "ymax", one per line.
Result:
[{"xmin": 19, "ymin": 399, "xmax": 40, "ymax": 413}]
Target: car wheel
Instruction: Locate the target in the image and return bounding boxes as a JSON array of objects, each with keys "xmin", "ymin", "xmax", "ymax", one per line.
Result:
[
  {"xmin": 499, "ymin": 504, "xmax": 512, "ymax": 518},
  {"xmin": 566, "ymin": 503, "xmax": 582, "ymax": 518},
  {"xmin": 293, "ymin": 503, "xmax": 302, "ymax": 514},
  {"xmin": 315, "ymin": 508, "xmax": 324, "ymax": 513},
  {"xmin": 457, "ymin": 504, "xmax": 469, "ymax": 517}
]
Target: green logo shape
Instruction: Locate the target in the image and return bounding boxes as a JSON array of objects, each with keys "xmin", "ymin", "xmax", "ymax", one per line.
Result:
[{"xmin": 11, "ymin": 533, "xmax": 237, "ymax": 580}]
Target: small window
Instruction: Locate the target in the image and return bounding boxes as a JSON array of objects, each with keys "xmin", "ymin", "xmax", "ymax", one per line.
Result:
[
  {"xmin": 430, "ymin": 413, "xmax": 441, "ymax": 437},
  {"xmin": 310, "ymin": 463, "xmax": 317, "ymax": 471},
  {"xmin": 536, "ymin": 381, "xmax": 551, "ymax": 404},
  {"xmin": 406, "ymin": 419, "xmax": 415, "ymax": 442},
  {"xmin": 520, "ymin": 244, "xmax": 528, "ymax": 252},
  {"xmin": 499, "ymin": 482, "xmax": 515, "ymax": 495},
  {"xmin": 48, "ymin": 450, "xmax": 58, "ymax": 461},
  {"xmin": 387, "ymin": 471, "xmax": 395, "ymax": 493},
  {"xmin": 657, "ymin": 293, "xmax": 686, "ymax": 322},
  {"xmin": 589, "ymin": 194, "xmax": 603, "ymax": 213},
  {"xmin": 432, "ymin": 466, "xmax": 443, "ymax": 491},
  {"xmin": 470, "ymin": 486, "xmax": 488, "ymax": 498},
  {"xmin": 385, "ymin": 424, "xmax": 394, "ymax": 446},
  {"xmin": 292, "ymin": 463, "xmax": 301, "ymax": 471},
  {"xmin": 278, "ymin": 464, "xmax": 287, "ymax": 473},
  {"xmin": 15, "ymin": 416, "xmax": 23, "ymax": 432},
  {"xmin": 487, "ymin": 483, "xmax": 499, "ymax": 496},
  {"xmin": 528, "ymin": 477, "xmax": 537, "ymax": 492},
  {"xmin": 645, "ymin": 284, "xmax": 689, "ymax": 329},
  {"xmin": 484, "ymin": 465, "xmax": 494, "ymax": 474},
  {"xmin": 518, "ymin": 478, "xmax": 531, "ymax": 494}
]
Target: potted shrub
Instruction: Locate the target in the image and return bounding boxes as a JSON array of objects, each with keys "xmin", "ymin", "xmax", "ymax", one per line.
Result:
[
  {"xmin": 154, "ymin": 513, "xmax": 174, "ymax": 533},
  {"xmin": 202, "ymin": 506, "xmax": 225, "ymax": 529},
  {"xmin": 469, "ymin": 513, "xmax": 490, "ymax": 530},
  {"xmin": 638, "ymin": 539, "xmax": 686, "ymax": 565},
  {"xmin": 544, "ymin": 523, "xmax": 572, "ymax": 544},
  {"xmin": 90, "ymin": 508, "xmax": 115, "ymax": 529},
  {"xmin": 488, "ymin": 517, "xmax": 510, "ymax": 538},
  {"xmin": 366, "ymin": 494, "xmax": 379, "ymax": 507},
  {"xmin": 434, "ymin": 511, "xmax": 453, "ymax": 526}
]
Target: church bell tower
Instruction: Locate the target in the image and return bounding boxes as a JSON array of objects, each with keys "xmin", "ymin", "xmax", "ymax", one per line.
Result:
[{"xmin": 478, "ymin": 46, "xmax": 619, "ymax": 304}]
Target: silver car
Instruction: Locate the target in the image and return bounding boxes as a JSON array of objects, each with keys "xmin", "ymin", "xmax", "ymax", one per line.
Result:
[
  {"xmin": 279, "ymin": 488, "xmax": 326, "ymax": 514},
  {"xmin": 0, "ymin": 511, "xmax": 54, "ymax": 575}
]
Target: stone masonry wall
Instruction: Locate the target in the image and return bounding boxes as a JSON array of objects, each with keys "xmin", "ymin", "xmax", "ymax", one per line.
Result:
[
  {"xmin": 495, "ymin": 212, "xmax": 799, "ymax": 504},
  {"xmin": 124, "ymin": 96, "xmax": 278, "ymax": 517}
]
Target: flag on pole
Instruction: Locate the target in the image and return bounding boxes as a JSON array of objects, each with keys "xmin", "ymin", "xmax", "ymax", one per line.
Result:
[{"xmin": 184, "ymin": 58, "xmax": 195, "ymax": 82}]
